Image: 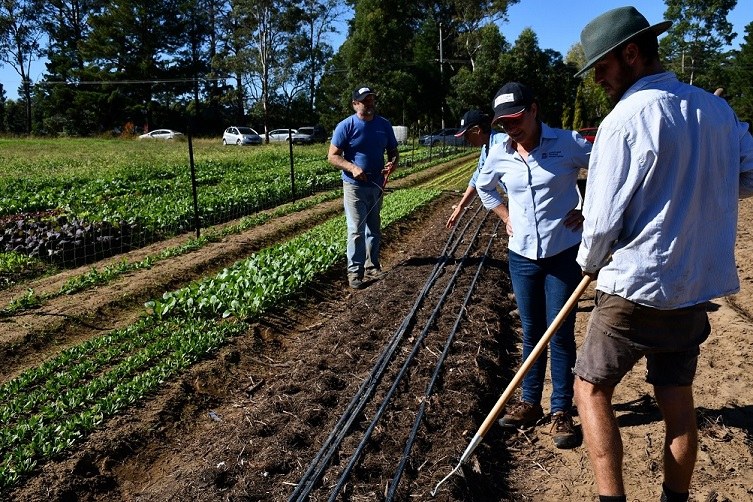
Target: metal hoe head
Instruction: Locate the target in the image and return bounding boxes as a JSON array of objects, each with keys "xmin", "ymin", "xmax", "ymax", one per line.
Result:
[{"xmin": 429, "ymin": 275, "xmax": 592, "ymax": 497}]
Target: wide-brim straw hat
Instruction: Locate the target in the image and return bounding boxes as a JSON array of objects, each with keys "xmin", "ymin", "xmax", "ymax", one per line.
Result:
[{"xmin": 576, "ymin": 6, "xmax": 671, "ymax": 77}]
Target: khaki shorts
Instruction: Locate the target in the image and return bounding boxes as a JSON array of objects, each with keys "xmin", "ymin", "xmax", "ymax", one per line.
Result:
[{"xmin": 575, "ymin": 291, "xmax": 710, "ymax": 387}]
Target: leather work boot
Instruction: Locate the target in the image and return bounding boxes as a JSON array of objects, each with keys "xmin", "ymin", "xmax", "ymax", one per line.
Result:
[
  {"xmin": 348, "ymin": 275, "xmax": 365, "ymax": 289},
  {"xmin": 498, "ymin": 401, "xmax": 544, "ymax": 429},
  {"xmin": 365, "ymin": 267, "xmax": 385, "ymax": 280},
  {"xmin": 551, "ymin": 411, "xmax": 581, "ymax": 449}
]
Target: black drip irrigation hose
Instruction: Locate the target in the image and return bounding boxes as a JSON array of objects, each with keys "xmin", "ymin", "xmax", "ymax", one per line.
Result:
[
  {"xmin": 385, "ymin": 218, "xmax": 502, "ymax": 501},
  {"xmin": 288, "ymin": 204, "xmax": 485, "ymax": 502},
  {"xmin": 326, "ymin": 211, "xmax": 492, "ymax": 501}
]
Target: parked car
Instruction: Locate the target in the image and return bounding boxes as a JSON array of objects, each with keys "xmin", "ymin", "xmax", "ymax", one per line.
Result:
[
  {"xmin": 578, "ymin": 127, "xmax": 598, "ymax": 143},
  {"xmin": 223, "ymin": 126, "xmax": 263, "ymax": 146},
  {"xmin": 419, "ymin": 128, "xmax": 467, "ymax": 147},
  {"xmin": 291, "ymin": 125, "xmax": 327, "ymax": 145},
  {"xmin": 138, "ymin": 129, "xmax": 184, "ymax": 140},
  {"xmin": 267, "ymin": 128, "xmax": 297, "ymax": 142}
]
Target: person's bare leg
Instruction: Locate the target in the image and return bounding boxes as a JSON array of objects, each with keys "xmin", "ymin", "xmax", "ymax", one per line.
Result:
[
  {"xmin": 575, "ymin": 377, "xmax": 625, "ymax": 496},
  {"xmin": 654, "ymin": 385, "xmax": 697, "ymax": 493}
]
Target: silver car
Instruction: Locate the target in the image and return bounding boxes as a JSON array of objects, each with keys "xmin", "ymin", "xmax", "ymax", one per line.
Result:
[
  {"xmin": 138, "ymin": 129, "xmax": 184, "ymax": 140},
  {"xmin": 267, "ymin": 128, "xmax": 297, "ymax": 142},
  {"xmin": 222, "ymin": 126, "xmax": 263, "ymax": 146}
]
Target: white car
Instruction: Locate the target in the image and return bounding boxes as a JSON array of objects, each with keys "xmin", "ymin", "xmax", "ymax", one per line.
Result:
[
  {"xmin": 222, "ymin": 126, "xmax": 262, "ymax": 146},
  {"xmin": 138, "ymin": 129, "xmax": 184, "ymax": 140},
  {"xmin": 267, "ymin": 128, "xmax": 297, "ymax": 142}
]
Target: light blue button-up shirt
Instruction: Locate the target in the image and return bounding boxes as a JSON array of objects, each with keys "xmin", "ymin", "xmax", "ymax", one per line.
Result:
[
  {"xmin": 476, "ymin": 123, "xmax": 592, "ymax": 259},
  {"xmin": 468, "ymin": 130, "xmax": 504, "ymax": 188},
  {"xmin": 577, "ymin": 72, "xmax": 753, "ymax": 309}
]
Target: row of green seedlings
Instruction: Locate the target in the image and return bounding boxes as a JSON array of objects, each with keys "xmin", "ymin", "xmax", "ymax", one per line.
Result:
[
  {"xmin": 0, "ymin": 151, "xmax": 442, "ymax": 308},
  {"xmin": 0, "ymin": 187, "xmax": 441, "ymax": 492},
  {"xmin": 0, "ymin": 141, "xmax": 432, "ymax": 226},
  {"xmin": 0, "ymin": 148, "xmax": 448, "ymax": 291},
  {"xmin": 1, "ymin": 148, "xmax": 328, "ymax": 218},
  {"xmin": 0, "ymin": 189, "xmax": 343, "ymax": 315},
  {"xmin": 422, "ymin": 159, "xmax": 478, "ymax": 191}
]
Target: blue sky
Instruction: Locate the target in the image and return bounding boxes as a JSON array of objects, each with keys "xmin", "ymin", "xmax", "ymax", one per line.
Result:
[
  {"xmin": 501, "ymin": 1, "xmax": 750, "ymax": 57},
  {"xmin": 1, "ymin": 1, "xmax": 750, "ymax": 100}
]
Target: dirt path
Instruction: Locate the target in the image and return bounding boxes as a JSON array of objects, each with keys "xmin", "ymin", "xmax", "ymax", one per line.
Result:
[{"xmin": 4, "ymin": 175, "xmax": 753, "ymax": 501}]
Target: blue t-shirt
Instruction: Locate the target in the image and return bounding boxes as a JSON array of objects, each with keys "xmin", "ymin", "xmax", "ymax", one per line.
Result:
[{"xmin": 331, "ymin": 114, "xmax": 398, "ymax": 186}]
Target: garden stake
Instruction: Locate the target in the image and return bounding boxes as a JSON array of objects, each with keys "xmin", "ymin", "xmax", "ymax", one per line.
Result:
[{"xmin": 431, "ymin": 275, "xmax": 592, "ymax": 497}]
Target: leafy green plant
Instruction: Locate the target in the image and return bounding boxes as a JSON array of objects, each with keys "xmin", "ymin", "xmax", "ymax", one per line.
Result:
[{"xmin": 0, "ymin": 187, "xmax": 441, "ymax": 493}]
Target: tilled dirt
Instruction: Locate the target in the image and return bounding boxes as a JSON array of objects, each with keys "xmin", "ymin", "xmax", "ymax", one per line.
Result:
[{"xmin": 3, "ymin": 172, "xmax": 753, "ymax": 501}]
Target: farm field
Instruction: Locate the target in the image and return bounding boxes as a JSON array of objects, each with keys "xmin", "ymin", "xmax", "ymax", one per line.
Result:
[{"xmin": 1, "ymin": 156, "xmax": 752, "ymax": 501}]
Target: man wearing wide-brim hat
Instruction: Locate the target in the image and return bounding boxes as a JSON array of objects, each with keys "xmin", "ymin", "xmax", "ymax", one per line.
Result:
[{"xmin": 573, "ymin": 6, "xmax": 753, "ymax": 502}]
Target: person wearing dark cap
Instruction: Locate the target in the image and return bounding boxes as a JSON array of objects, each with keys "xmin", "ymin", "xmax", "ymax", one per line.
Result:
[
  {"xmin": 328, "ymin": 86, "xmax": 399, "ymax": 290},
  {"xmin": 572, "ymin": 7, "xmax": 753, "ymax": 502},
  {"xmin": 475, "ymin": 81, "xmax": 592, "ymax": 449},
  {"xmin": 445, "ymin": 109, "xmax": 504, "ymax": 228}
]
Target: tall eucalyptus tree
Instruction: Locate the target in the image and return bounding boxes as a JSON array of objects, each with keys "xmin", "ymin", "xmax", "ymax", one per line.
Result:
[
  {"xmin": 660, "ymin": 0, "xmax": 737, "ymax": 90},
  {"xmin": 0, "ymin": 0, "xmax": 44, "ymax": 133}
]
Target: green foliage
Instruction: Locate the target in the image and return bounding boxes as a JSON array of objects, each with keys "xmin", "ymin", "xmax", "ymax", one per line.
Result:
[
  {"xmin": 565, "ymin": 44, "xmax": 610, "ymax": 128},
  {"xmin": 0, "ymin": 186, "xmax": 441, "ymax": 492},
  {"xmin": 0, "ymin": 252, "xmax": 38, "ymax": 276},
  {"xmin": 495, "ymin": 29, "xmax": 579, "ymax": 128},
  {"xmin": 728, "ymin": 21, "xmax": 753, "ymax": 125},
  {"xmin": 147, "ymin": 188, "xmax": 441, "ymax": 320},
  {"xmin": 448, "ymin": 23, "xmax": 510, "ymax": 115},
  {"xmin": 0, "ymin": 140, "xmax": 340, "ymax": 233},
  {"xmin": 660, "ymin": 0, "xmax": 738, "ymax": 90}
]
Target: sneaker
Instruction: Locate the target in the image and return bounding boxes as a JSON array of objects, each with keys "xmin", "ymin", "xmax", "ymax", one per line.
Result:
[
  {"xmin": 365, "ymin": 267, "xmax": 385, "ymax": 280},
  {"xmin": 348, "ymin": 277, "xmax": 365, "ymax": 289},
  {"xmin": 498, "ymin": 401, "xmax": 544, "ymax": 429},
  {"xmin": 551, "ymin": 411, "xmax": 581, "ymax": 449}
]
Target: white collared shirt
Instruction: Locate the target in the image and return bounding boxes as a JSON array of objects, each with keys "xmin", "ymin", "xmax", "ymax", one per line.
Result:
[
  {"xmin": 476, "ymin": 123, "xmax": 592, "ymax": 259},
  {"xmin": 577, "ymin": 72, "xmax": 753, "ymax": 308}
]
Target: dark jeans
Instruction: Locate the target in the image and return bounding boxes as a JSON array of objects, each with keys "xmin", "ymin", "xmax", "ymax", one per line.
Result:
[{"xmin": 508, "ymin": 245, "xmax": 581, "ymax": 413}]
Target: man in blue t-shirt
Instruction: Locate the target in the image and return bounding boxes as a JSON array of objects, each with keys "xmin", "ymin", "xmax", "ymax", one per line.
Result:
[{"xmin": 328, "ymin": 86, "xmax": 399, "ymax": 289}]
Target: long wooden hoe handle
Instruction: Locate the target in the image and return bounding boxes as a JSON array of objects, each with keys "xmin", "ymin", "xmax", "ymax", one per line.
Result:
[
  {"xmin": 477, "ymin": 274, "xmax": 592, "ymax": 437},
  {"xmin": 431, "ymin": 274, "xmax": 592, "ymax": 497}
]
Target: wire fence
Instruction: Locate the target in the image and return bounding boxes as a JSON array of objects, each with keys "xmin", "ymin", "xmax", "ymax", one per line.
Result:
[{"xmin": 1, "ymin": 136, "xmax": 470, "ymax": 275}]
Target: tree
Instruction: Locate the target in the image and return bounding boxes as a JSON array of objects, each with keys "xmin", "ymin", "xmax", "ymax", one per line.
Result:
[
  {"xmin": 660, "ymin": 0, "xmax": 737, "ymax": 90},
  {"xmin": 333, "ymin": 0, "xmax": 423, "ymax": 125},
  {"xmin": 0, "ymin": 82, "xmax": 6, "ymax": 132},
  {"xmin": 0, "ymin": 0, "xmax": 44, "ymax": 133},
  {"xmin": 448, "ymin": 23, "xmax": 509, "ymax": 116},
  {"xmin": 215, "ymin": 0, "xmax": 254, "ymax": 126},
  {"xmin": 450, "ymin": 0, "xmax": 519, "ymax": 70},
  {"xmin": 498, "ymin": 28, "xmax": 578, "ymax": 128},
  {"xmin": 294, "ymin": 0, "xmax": 341, "ymax": 115},
  {"xmin": 80, "ymin": 0, "xmax": 186, "ymax": 132},
  {"xmin": 727, "ymin": 21, "xmax": 753, "ymax": 126},
  {"xmin": 34, "ymin": 0, "xmax": 102, "ymax": 135},
  {"xmin": 564, "ymin": 43, "xmax": 609, "ymax": 129}
]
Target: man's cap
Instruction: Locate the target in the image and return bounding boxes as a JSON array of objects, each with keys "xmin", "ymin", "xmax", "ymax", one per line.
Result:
[
  {"xmin": 454, "ymin": 109, "xmax": 490, "ymax": 137},
  {"xmin": 576, "ymin": 6, "xmax": 672, "ymax": 77},
  {"xmin": 492, "ymin": 82, "xmax": 534, "ymax": 124},
  {"xmin": 352, "ymin": 86, "xmax": 376, "ymax": 101}
]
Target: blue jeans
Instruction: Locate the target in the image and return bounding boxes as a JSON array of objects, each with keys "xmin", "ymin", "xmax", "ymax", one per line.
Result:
[
  {"xmin": 508, "ymin": 245, "xmax": 581, "ymax": 413},
  {"xmin": 343, "ymin": 181, "xmax": 382, "ymax": 278}
]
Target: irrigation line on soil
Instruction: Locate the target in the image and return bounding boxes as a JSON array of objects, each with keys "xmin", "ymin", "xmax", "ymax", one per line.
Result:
[
  {"xmin": 288, "ymin": 204, "xmax": 484, "ymax": 501},
  {"xmin": 386, "ymin": 218, "xmax": 502, "ymax": 501},
  {"xmin": 327, "ymin": 211, "xmax": 492, "ymax": 501}
]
